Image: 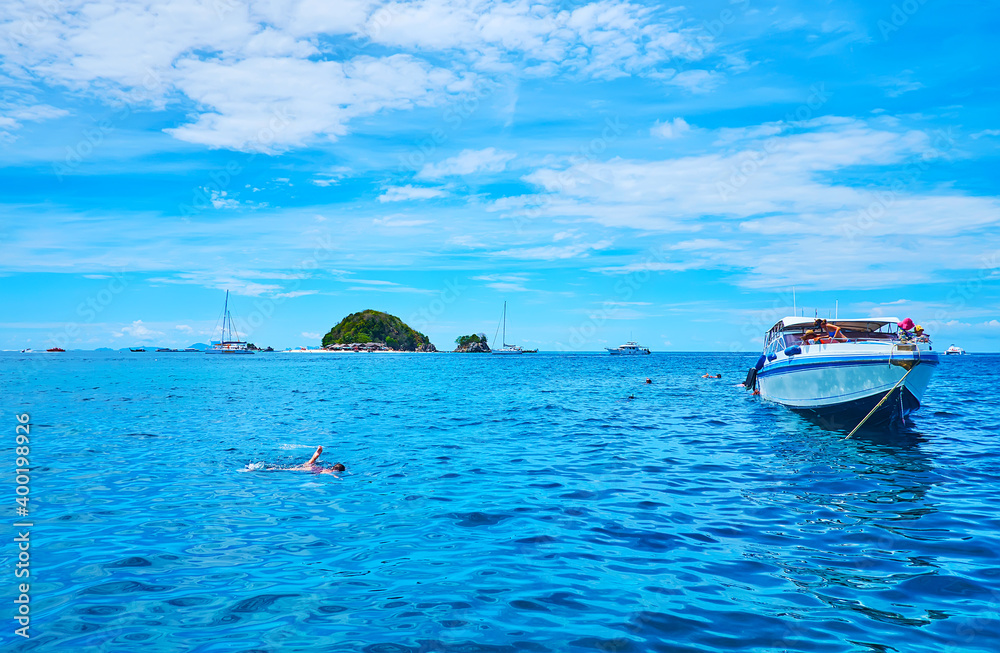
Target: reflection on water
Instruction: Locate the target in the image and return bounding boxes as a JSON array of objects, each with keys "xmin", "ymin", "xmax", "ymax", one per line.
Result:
[{"xmin": 2, "ymin": 351, "xmax": 998, "ymax": 652}]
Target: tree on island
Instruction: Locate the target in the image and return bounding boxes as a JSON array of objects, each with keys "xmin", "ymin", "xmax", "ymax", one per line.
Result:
[
  {"xmin": 322, "ymin": 310, "xmax": 435, "ymax": 351},
  {"xmin": 455, "ymin": 333, "xmax": 488, "ymax": 347},
  {"xmin": 454, "ymin": 333, "xmax": 491, "ymax": 353}
]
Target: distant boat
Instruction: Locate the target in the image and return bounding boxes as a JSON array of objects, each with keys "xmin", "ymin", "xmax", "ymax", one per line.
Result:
[
  {"xmin": 945, "ymin": 344, "xmax": 966, "ymax": 355},
  {"xmin": 491, "ymin": 301, "xmax": 523, "ymax": 355},
  {"xmin": 606, "ymin": 341, "xmax": 651, "ymax": 355},
  {"xmin": 20, "ymin": 348, "xmax": 33, "ymax": 353},
  {"xmin": 183, "ymin": 348, "xmax": 199, "ymax": 352},
  {"xmin": 46, "ymin": 347, "xmax": 65, "ymax": 352},
  {"xmin": 130, "ymin": 348, "xmax": 146, "ymax": 352},
  {"xmin": 206, "ymin": 291, "xmax": 254, "ymax": 355}
]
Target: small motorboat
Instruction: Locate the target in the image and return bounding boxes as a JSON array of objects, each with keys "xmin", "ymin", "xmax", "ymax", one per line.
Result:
[
  {"xmin": 47, "ymin": 347, "xmax": 66, "ymax": 352},
  {"xmin": 130, "ymin": 348, "xmax": 146, "ymax": 352},
  {"xmin": 747, "ymin": 317, "xmax": 939, "ymax": 429},
  {"xmin": 606, "ymin": 341, "xmax": 651, "ymax": 355},
  {"xmin": 944, "ymin": 344, "xmax": 966, "ymax": 355}
]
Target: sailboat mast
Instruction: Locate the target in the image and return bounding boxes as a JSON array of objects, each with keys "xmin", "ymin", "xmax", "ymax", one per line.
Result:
[
  {"xmin": 502, "ymin": 301, "xmax": 506, "ymax": 346},
  {"xmin": 223, "ymin": 290, "xmax": 230, "ymax": 342}
]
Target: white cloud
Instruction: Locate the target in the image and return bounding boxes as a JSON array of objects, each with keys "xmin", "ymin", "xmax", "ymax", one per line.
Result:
[
  {"xmin": 593, "ymin": 261, "xmax": 697, "ymax": 274},
  {"xmin": 366, "ymin": 0, "xmax": 705, "ymax": 80},
  {"xmin": 378, "ymin": 185, "xmax": 448, "ymax": 202},
  {"xmin": 881, "ymin": 72, "xmax": 924, "ymax": 98},
  {"xmin": 971, "ymin": 129, "xmax": 1000, "ymax": 140},
  {"xmin": 312, "ymin": 166, "xmax": 353, "ymax": 186},
  {"xmin": 301, "ymin": 331, "xmax": 322, "ymax": 340},
  {"xmin": 175, "ymin": 324, "xmax": 193, "ymax": 332},
  {"xmin": 505, "ymin": 116, "xmax": 1000, "ymax": 287},
  {"xmin": 418, "ymin": 147, "xmax": 516, "ymax": 179},
  {"xmin": 148, "ymin": 273, "xmax": 284, "ymax": 297},
  {"xmin": 0, "ymin": 91, "xmax": 69, "ymax": 140},
  {"xmin": 113, "ymin": 319, "xmax": 163, "ymax": 339},
  {"xmin": 274, "ymin": 290, "xmax": 318, "ymax": 298},
  {"xmin": 670, "ymin": 239, "xmax": 738, "ymax": 251},
  {"xmin": 209, "ymin": 189, "xmax": 240, "ymax": 209},
  {"xmin": 664, "ymin": 69, "xmax": 720, "ymax": 93},
  {"xmin": 372, "ymin": 215, "xmax": 433, "ymax": 227},
  {"xmin": 0, "ymin": 0, "xmax": 708, "ymax": 150},
  {"xmin": 473, "ymin": 273, "xmax": 531, "ymax": 291},
  {"xmin": 493, "ymin": 239, "xmax": 613, "ymax": 260},
  {"xmin": 650, "ymin": 117, "xmax": 691, "ymax": 139},
  {"xmin": 166, "ymin": 54, "xmax": 465, "ymax": 152},
  {"xmin": 345, "ymin": 285, "xmax": 434, "ymax": 293},
  {"xmin": 347, "ymin": 279, "xmax": 399, "ymax": 286}
]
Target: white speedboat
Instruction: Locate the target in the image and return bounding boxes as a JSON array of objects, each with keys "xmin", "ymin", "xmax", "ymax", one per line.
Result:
[
  {"xmin": 491, "ymin": 301, "xmax": 524, "ymax": 355},
  {"xmin": 205, "ymin": 291, "xmax": 254, "ymax": 355},
  {"xmin": 945, "ymin": 344, "xmax": 966, "ymax": 355},
  {"xmin": 747, "ymin": 317, "xmax": 938, "ymax": 429},
  {"xmin": 606, "ymin": 341, "xmax": 651, "ymax": 355}
]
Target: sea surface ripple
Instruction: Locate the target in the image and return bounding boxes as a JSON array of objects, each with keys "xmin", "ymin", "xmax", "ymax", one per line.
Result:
[{"xmin": 2, "ymin": 351, "xmax": 999, "ymax": 652}]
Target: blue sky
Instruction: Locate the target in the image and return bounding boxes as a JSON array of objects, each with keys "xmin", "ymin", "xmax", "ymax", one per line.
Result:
[{"xmin": 1, "ymin": 0, "xmax": 998, "ymax": 351}]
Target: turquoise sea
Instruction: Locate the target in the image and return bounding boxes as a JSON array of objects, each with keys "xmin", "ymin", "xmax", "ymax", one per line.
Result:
[{"xmin": 2, "ymin": 351, "xmax": 999, "ymax": 652}]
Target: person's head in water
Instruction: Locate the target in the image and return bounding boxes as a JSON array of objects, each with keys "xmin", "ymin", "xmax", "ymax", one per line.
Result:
[
  {"xmin": 716, "ymin": 374, "xmax": 722, "ymax": 379},
  {"xmin": 332, "ymin": 463, "xmax": 346, "ymax": 472},
  {"xmin": 645, "ymin": 378, "xmax": 652, "ymax": 384}
]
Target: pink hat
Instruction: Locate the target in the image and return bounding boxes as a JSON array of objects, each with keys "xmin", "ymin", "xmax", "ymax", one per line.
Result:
[{"xmin": 897, "ymin": 318, "xmax": 915, "ymax": 330}]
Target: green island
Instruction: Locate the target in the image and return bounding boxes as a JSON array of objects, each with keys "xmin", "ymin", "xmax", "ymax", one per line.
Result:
[
  {"xmin": 454, "ymin": 333, "xmax": 491, "ymax": 353},
  {"xmin": 321, "ymin": 310, "xmax": 436, "ymax": 352}
]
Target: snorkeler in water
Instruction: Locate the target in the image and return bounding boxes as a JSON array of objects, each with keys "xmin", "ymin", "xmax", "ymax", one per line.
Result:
[{"xmin": 290, "ymin": 446, "xmax": 346, "ymax": 474}]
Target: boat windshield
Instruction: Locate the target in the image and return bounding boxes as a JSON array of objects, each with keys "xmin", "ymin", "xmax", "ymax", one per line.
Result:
[{"xmin": 764, "ymin": 318, "xmax": 901, "ymax": 352}]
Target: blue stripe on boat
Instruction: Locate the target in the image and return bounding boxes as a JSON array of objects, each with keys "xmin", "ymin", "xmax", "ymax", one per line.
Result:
[{"xmin": 758, "ymin": 355, "xmax": 939, "ymax": 379}]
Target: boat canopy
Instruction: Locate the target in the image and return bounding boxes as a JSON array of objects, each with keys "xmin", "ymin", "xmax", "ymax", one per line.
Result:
[{"xmin": 767, "ymin": 316, "xmax": 900, "ymax": 333}]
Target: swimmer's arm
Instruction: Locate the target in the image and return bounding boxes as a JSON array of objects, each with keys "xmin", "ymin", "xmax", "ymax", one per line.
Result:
[{"xmin": 305, "ymin": 446, "xmax": 322, "ymax": 466}]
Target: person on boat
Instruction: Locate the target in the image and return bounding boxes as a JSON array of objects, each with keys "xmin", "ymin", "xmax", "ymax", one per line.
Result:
[
  {"xmin": 914, "ymin": 325, "xmax": 930, "ymax": 342},
  {"xmin": 816, "ymin": 319, "xmax": 847, "ymax": 342},
  {"xmin": 799, "ymin": 329, "xmax": 819, "ymax": 344},
  {"xmin": 290, "ymin": 446, "xmax": 346, "ymax": 474}
]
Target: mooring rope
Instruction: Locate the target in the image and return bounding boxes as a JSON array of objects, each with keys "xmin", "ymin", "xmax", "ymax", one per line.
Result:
[{"xmin": 844, "ymin": 366, "xmax": 914, "ymax": 439}]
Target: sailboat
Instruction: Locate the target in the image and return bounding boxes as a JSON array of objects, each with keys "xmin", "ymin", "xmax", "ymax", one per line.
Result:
[
  {"xmin": 205, "ymin": 291, "xmax": 254, "ymax": 355},
  {"xmin": 491, "ymin": 301, "xmax": 523, "ymax": 355}
]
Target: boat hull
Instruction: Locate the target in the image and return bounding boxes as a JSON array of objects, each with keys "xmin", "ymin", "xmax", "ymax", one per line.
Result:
[
  {"xmin": 787, "ymin": 385, "xmax": 922, "ymax": 430},
  {"xmin": 205, "ymin": 349, "xmax": 254, "ymax": 354},
  {"xmin": 757, "ymin": 343, "xmax": 938, "ymax": 429}
]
